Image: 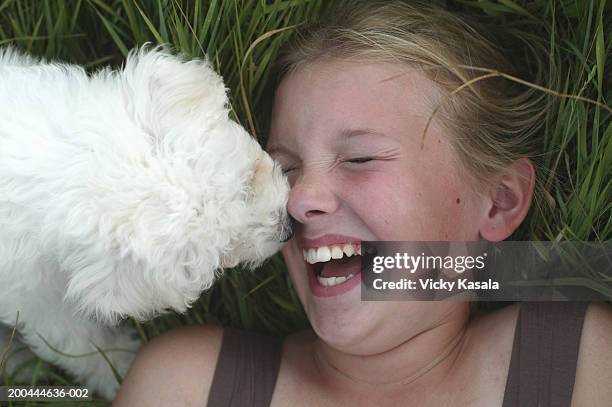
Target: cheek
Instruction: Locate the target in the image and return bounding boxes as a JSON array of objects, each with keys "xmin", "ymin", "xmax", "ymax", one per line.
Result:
[
  {"xmin": 281, "ymin": 244, "xmax": 300, "ymax": 276},
  {"xmin": 343, "ymin": 167, "xmax": 470, "ymax": 240},
  {"xmin": 281, "ymin": 243, "xmax": 308, "ymax": 293}
]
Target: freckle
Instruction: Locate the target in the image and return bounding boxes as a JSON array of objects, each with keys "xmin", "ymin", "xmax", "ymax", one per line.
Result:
[{"xmin": 456, "ymin": 197, "xmax": 461, "ymax": 204}]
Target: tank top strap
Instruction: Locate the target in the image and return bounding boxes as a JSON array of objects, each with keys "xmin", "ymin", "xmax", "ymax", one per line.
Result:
[
  {"xmin": 206, "ymin": 327, "xmax": 283, "ymax": 407},
  {"xmin": 502, "ymin": 301, "xmax": 589, "ymax": 407}
]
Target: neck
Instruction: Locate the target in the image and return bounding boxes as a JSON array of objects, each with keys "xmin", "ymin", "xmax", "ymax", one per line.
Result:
[{"xmin": 310, "ymin": 304, "xmax": 471, "ymax": 400}]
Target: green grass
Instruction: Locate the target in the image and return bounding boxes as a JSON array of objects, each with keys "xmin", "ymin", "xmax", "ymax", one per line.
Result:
[{"xmin": 0, "ymin": 0, "xmax": 610, "ymax": 404}]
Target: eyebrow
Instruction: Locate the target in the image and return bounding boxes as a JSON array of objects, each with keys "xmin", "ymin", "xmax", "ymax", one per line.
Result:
[
  {"xmin": 266, "ymin": 144, "xmax": 294, "ymax": 157},
  {"xmin": 266, "ymin": 128, "xmax": 390, "ymax": 156},
  {"xmin": 339, "ymin": 128, "xmax": 389, "ymax": 140}
]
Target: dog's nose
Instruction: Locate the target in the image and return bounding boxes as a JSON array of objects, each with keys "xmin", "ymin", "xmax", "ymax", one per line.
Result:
[{"xmin": 280, "ymin": 215, "xmax": 296, "ymax": 243}]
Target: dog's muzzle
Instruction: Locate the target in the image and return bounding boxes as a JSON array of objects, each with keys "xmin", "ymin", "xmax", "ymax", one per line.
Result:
[{"xmin": 279, "ymin": 215, "xmax": 296, "ymax": 243}]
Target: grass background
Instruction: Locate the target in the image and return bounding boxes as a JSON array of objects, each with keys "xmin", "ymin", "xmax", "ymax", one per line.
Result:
[{"xmin": 0, "ymin": 0, "xmax": 609, "ymax": 405}]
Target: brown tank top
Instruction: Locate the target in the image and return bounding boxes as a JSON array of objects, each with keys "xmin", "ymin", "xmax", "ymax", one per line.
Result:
[
  {"xmin": 206, "ymin": 302, "xmax": 589, "ymax": 407},
  {"xmin": 206, "ymin": 327, "xmax": 282, "ymax": 407}
]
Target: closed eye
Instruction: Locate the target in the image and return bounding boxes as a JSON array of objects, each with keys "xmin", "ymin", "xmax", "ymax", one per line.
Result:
[
  {"xmin": 282, "ymin": 166, "xmax": 298, "ymax": 175},
  {"xmin": 281, "ymin": 157, "xmax": 376, "ymax": 174},
  {"xmin": 345, "ymin": 157, "xmax": 374, "ymax": 164}
]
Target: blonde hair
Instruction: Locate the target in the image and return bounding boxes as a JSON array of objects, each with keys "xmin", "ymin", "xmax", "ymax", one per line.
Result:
[{"xmin": 275, "ymin": 0, "xmax": 550, "ymax": 236}]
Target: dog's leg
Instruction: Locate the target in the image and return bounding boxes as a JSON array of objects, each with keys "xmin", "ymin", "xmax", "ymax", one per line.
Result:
[
  {"xmin": 0, "ymin": 271, "xmax": 141, "ymax": 400},
  {"xmin": 0, "ymin": 244, "xmax": 143, "ymax": 400},
  {"xmin": 14, "ymin": 317, "xmax": 141, "ymax": 400}
]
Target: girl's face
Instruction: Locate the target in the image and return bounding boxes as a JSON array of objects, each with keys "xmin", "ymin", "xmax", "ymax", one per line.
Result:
[{"xmin": 267, "ymin": 60, "xmax": 486, "ymax": 352}]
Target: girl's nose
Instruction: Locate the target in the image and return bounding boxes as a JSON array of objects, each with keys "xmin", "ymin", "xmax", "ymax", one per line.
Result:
[{"xmin": 287, "ymin": 169, "xmax": 340, "ymax": 224}]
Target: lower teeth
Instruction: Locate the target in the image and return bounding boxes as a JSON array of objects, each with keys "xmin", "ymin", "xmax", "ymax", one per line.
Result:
[{"xmin": 316, "ymin": 273, "xmax": 355, "ymax": 287}]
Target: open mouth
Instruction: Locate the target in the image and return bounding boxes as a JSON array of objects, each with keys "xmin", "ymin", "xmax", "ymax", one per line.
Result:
[{"xmin": 303, "ymin": 243, "xmax": 362, "ymax": 288}]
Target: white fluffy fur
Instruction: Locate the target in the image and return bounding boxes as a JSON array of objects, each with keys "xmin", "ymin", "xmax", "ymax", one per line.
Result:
[{"xmin": 0, "ymin": 46, "xmax": 290, "ymax": 399}]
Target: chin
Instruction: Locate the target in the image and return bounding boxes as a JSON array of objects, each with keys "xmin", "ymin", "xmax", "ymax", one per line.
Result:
[{"xmin": 308, "ymin": 301, "xmax": 375, "ymax": 351}]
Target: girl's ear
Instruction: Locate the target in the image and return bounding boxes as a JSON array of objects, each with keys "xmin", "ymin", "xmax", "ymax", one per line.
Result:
[{"xmin": 478, "ymin": 158, "xmax": 536, "ymax": 241}]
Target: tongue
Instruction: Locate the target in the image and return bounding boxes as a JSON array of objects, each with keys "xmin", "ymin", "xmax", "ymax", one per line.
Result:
[{"xmin": 320, "ymin": 256, "xmax": 361, "ymax": 277}]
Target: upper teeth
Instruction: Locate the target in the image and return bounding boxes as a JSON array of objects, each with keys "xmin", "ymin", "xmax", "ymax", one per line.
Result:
[{"xmin": 303, "ymin": 243, "xmax": 361, "ymax": 264}]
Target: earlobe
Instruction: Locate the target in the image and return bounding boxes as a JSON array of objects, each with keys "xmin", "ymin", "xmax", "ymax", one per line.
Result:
[{"xmin": 479, "ymin": 158, "xmax": 536, "ymax": 241}]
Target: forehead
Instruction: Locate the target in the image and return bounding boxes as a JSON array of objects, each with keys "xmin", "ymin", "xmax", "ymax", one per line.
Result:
[{"xmin": 268, "ymin": 60, "xmax": 442, "ymax": 146}]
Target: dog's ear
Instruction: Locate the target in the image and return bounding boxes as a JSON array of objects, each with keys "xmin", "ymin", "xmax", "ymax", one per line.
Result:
[{"xmin": 120, "ymin": 46, "xmax": 229, "ymax": 140}]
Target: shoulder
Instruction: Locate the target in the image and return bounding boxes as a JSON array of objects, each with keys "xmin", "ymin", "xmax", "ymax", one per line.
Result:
[
  {"xmin": 469, "ymin": 302, "xmax": 521, "ymax": 329},
  {"xmin": 466, "ymin": 302, "xmax": 521, "ymax": 351},
  {"xmin": 571, "ymin": 302, "xmax": 612, "ymax": 406},
  {"xmin": 457, "ymin": 304, "xmax": 521, "ymax": 383},
  {"xmin": 113, "ymin": 324, "xmax": 224, "ymax": 407}
]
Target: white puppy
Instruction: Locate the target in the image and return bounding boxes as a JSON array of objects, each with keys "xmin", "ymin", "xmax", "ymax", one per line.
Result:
[{"xmin": 0, "ymin": 46, "xmax": 292, "ymax": 399}]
